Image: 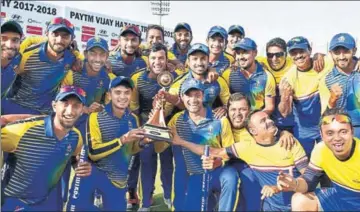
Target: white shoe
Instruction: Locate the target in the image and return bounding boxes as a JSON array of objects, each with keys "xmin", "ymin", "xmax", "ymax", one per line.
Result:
[
  {"xmin": 138, "ymin": 207, "xmax": 150, "ymax": 212},
  {"xmin": 163, "ymin": 197, "xmax": 172, "ymax": 210}
]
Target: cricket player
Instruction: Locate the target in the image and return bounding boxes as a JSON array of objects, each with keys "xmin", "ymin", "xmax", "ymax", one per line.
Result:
[
  {"xmin": 222, "ymin": 38, "xmax": 276, "ymax": 115},
  {"xmin": 319, "ymin": 33, "xmax": 360, "ymax": 138},
  {"xmin": 276, "ymin": 108, "xmax": 360, "ymax": 211},
  {"xmin": 169, "ymin": 22, "xmax": 192, "ymax": 64},
  {"xmin": 1, "ymin": 85, "xmax": 91, "ymax": 211},
  {"xmin": 225, "ymin": 25, "xmax": 245, "ymax": 58}
]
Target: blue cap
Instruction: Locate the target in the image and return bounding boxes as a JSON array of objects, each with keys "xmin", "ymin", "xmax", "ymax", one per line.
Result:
[
  {"xmin": 174, "ymin": 22, "xmax": 192, "ymax": 33},
  {"xmin": 287, "ymin": 36, "xmax": 310, "ymax": 52},
  {"xmin": 109, "ymin": 76, "xmax": 134, "ymax": 89},
  {"xmin": 228, "ymin": 25, "xmax": 245, "ymax": 36},
  {"xmin": 329, "ymin": 33, "xmax": 356, "ymax": 51},
  {"xmin": 47, "ymin": 17, "xmax": 75, "ymax": 36},
  {"xmin": 55, "ymin": 86, "xmax": 86, "ymax": 104},
  {"xmin": 233, "ymin": 38, "xmax": 257, "ymax": 51},
  {"xmin": 207, "ymin": 26, "xmax": 228, "ymax": 40},
  {"xmin": 86, "ymin": 37, "xmax": 109, "ymax": 52},
  {"xmin": 187, "ymin": 43, "xmax": 209, "ymax": 57},
  {"xmin": 181, "ymin": 78, "xmax": 204, "ymax": 95},
  {"xmin": 1, "ymin": 20, "xmax": 23, "ymax": 37}
]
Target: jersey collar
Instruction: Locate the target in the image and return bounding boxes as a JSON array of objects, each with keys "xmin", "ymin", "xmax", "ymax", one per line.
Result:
[
  {"xmin": 44, "ymin": 115, "xmax": 70, "ymax": 139},
  {"xmin": 104, "ymin": 103, "xmax": 131, "ymax": 119}
]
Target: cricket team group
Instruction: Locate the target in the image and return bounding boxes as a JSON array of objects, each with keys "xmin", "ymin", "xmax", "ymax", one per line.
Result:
[{"xmin": 1, "ymin": 15, "xmax": 360, "ymax": 212}]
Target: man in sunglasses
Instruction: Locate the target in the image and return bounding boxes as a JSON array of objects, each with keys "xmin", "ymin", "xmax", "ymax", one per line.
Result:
[
  {"xmin": 1, "ymin": 17, "xmax": 80, "ymax": 116},
  {"xmin": 319, "ymin": 33, "xmax": 360, "ymax": 138},
  {"xmin": 1, "ymin": 20, "xmax": 23, "ymax": 99},
  {"xmin": 225, "ymin": 25, "xmax": 245, "ymax": 58},
  {"xmin": 108, "ymin": 25, "xmax": 148, "ymax": 78},
  {"xmin": 1, "ymin": 85, "xmax": 92, "ymax": 211},
  {"xmin": 222, "ymin": 38, "xmax": 276, "ymax": 115},
  {"xmin": 169, "ymin": 22, "xmax": 192, "ymax": 64},
  {"xmin": 275, "ymin": 108, "xmax": 360, "ymax": 211},
  {"xmin": 279, "ymin": 36, "xmax": 334, "ymax": 158}
]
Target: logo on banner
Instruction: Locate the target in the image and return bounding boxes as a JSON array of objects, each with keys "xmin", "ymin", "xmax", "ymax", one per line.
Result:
[
  {"xmin": 112, "ymin": 32, "xmax": 119, "ymax": 38},
  {"xmin": 111, "ymin": 39, "xmax": 118, "ymax": 46},
  {"xmin": 28, "ymin": 19, "xmax": 41, "ymax": 24},
  {"xmin": 26, "ymin": 25, "xmax": 42, "ymax": 35},
  {"xmin": 11, "ymin": 14, "xmax": 23, "ymax": 23},
  {"xmin": 98, "ymin": 29, "xmax": 108, "ymax": 37},
  {"xmin": 1, "ymin": 12, "xmax": 6, "ymax": 18},
  {"xmin": 82, "ymin": 25, "xmax": 96, "ymax": 42}
]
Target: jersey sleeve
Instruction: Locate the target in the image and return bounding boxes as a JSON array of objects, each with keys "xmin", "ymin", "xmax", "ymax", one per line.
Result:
[
  {"xmin": 167, "ymin": 51, "xmax": 176, "ymax": 60},
  {"xmin": 221, "ymin": 68, "xmax": 231, "ymax": 85},
  {"xmin": 318, "ymin": 74, "xmax": 331, "ymax": 114},
  {"xmin": 224, "ymin": 52, "xmax": 235, "ymax": 65},
  {"xmin": 19, "ymin": 36, "xmax": 47, "ymax": 54},
  {"xmin": 61, "ymin": 70, "xmax": 74, "ymax": 86},
  {"xmin": 72, "ymin": 127, "xmax": 84, "ymax": 156},
  {"xmin": 290, "ymin": 138, "xmax": 309, "ymax": 171},
  {"xmin": 164, "ymin": 77, "xmax": 184, "ymax": 117},
  {"xmin": 317, "ymin": 55, "xmax": 334, "ymax": 80},
  {"xmin": 220, "ymin": 117, "xmax": 235, "ymax": 148},
  {"xmin": 130, "ymin": 73, "xmax": 141, "ymax": 112},
  {"xmin": 225, "ymin": 140, "xmax": 251, "ymax": 162},
  {"xmin": 302, "ymin": 142, "xmax": 325, "ymax": 191},
  {"xmin": 255, "ymin": 56, "xmax": 270, "ymax": 70},
  {"xmin": 1, "ymin": 121, "xmax": 38, "ymax": 152},
  {"xmin": 217, "ymin": 76, "xmax": 231, "ymax": 105},
  {"xmin": 87, "ymin": 113, "xmax": 123, "ymax": 161},
  {"xmin": 141, "ymin": 56, "xmax": 149, "ymax": 67},
  {"xmin": 265, "ymin": 71, "xmax": 276, "ymax": 97}
]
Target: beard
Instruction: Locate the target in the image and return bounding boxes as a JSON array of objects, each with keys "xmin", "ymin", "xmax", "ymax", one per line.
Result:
[{"xmin": 49, "ymin": 42, "xmax": 66, "ymax": 54}]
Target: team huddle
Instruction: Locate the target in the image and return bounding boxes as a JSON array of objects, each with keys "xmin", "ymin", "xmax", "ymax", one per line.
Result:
[{"xmin": 1, "ymin": 15, "xmax": 360, "ymax": 212}]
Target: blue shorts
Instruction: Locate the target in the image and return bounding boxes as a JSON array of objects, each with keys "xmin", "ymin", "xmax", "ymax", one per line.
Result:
[{"xmin": 316, "ymin": 185, "xmax": 360, "ymax": 211}]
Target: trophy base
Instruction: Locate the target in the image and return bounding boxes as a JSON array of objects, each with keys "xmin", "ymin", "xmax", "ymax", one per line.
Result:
[{"xmin": 143, "ymin": 124, "xmax": 172, "ymax": 143}]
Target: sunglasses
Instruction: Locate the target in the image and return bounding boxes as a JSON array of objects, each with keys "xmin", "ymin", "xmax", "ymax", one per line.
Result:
[
  {"xmin": 122, "ymin": 25, "xmax": 141, "ymax": 35},
  {"xmin": 50, "ymin": 17, "xmax": 74, "ymax": 30},
  {"xmin": 321, "ymin": 114, "xmax": 351, "ymax": 125},
  {"xmin": 267, "ymin": 52, "xmax": 285, "ymax": 58},
  {"xmin": 59, "ymin": 86, "xmax": 86, "ymax": 97}
]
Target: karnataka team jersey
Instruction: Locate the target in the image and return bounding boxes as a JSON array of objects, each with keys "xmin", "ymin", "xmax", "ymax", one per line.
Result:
[
  {"xmin": 87, "ymin": 105, "xmax": 141, "ymax": 188},
  {"xmin": 226, "ymin": 137, "xmax": 308, "ymax": 210},
  {"xmin": 1, "ymin": 116, "xmax": 82, "ymax": 204},
  {"xmin": 1, "ymin": 54, "xmax": 21, "ymax": 99},
  {"xmin": 108, "ymin": 51, "xmax": 148, "ymax": 77},
  {"xmin": 222, "ymin": 61, "xmax": 276, "ymax": 111},
  {"xmin": 169, "ymin": 43, "xmax": 190, "ymax": 64},
  {"xmin": 209, "ymin": 52, "xmax": 234, "ymax": 74},
  {"xmin": 168, "ymin": 107, "xmax": 234, "ymax": 174}
]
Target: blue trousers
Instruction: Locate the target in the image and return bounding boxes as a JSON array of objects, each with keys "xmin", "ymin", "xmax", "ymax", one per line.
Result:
[
  {"xmin": 172, "ymin": 145, "xmax": 188, "ymax": 211},
  {"xmin": 1, "ymin": 98, "xmax": 42, "ymax": 115},
  {"xmin": 67, "ymin": 164, "xmax": 126, "ymax": 211},
  {"xmin": 184, "ymin": 167, "xmax": 239, "ymax": 211}
]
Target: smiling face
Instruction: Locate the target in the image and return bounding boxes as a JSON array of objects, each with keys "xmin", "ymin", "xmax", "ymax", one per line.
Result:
[
  {"xmin": 47, "ymin": 30, "xmax": 72, "ymax": 53},
  {"xmin": 235, "ymin": 49, "xmax": 257, "ymax": 70},
  {"xmin": 267, "ymin": 46, "xmax": 286, "ymax": 71},
  {"xmin": 207, "ymin": 35, "xmax": 225, "ymax": 54},
  {"xmin": 120, "ymin": 32, "xmax": 140, "ymax": 56},
  {"xmin": 228, "ymin": 98, "xmax": 250, "ymax": 129},
  {"xmin": 330, "ymin": 46, "xmax": 356, "ymax": 70},
  {"xmin": 175, "ymin": 28, "xmax": 191, "ymax": 50},
  {"xmin": 248, "ymin": 111, "xmax": 278, "ymax": 139},
  {"xmin": 1, "ymin": 31, "xmax": 21, "ymax": 61},
  {"xmin": 320, "ymin": 115, "xmax": 354, "ymax": 160},
  {"xmin": 148, "ymin": 49, "xmax": 167, "ymax": 75},
  {"xmin": 85, "ymin": 47, "xmax": 108, "ymax": 73},
  {"xmin": 227, "ymin": 32, "xmax": 243, "ymax": 50},
  {"xmin": 188, "ymin": 51, "xmax": 208, "ymax": 75},
  {"xmin": 52, "ymin": 96, "xmax": 84, "ymax": 129},
  {"xmin": 289, "ymin": 48, "xmax": 311, "ymax": 70},
  {"xmin": 109, "ymin": 85, "xmax": 132, "ymax": 110},
  {"xmin": 181, "ymin": 89, "xmax": 204, "ymax": 114}
]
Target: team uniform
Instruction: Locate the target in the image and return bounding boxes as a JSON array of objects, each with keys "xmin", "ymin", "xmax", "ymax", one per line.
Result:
[
  {"xmin": 67, "ymin": 105, "xmax": 141, "ymax": 211},
  {"xmin": 209, "ymin": 52, "xmax": 234, "ymax": 75},
  {"xmin": 319, "ymin": 66, "xmax": 360, "ymax": 138},
  {"xmin": 1, "ymin": 116, "xmax": 82, "ymax": 211},
  {"xmin": 169, "ymin": 43, "xmax": 189, "ymax": 64},
  {"xmin": 281, "ymin": 58, "xmax": 333, "ymax": 157},
  {"xmin": 257, "ymin": 56, "xmax": 296, "ymax": 131},
  {"xmin": 108, "ymin": 51, "xmax": 148, "ymax": 77},
  {"xmin": 303, "ymin": 138, "xmax": 360, "ymax": 211},
  {"xmin": 226, "ymin": 133, "xmax": 308, "ymax": 211},
  {"xmin": 2, "ymin": 39, "xmax": 76, "ymax": 115},
  {"xmin": 222, "ymin": 61, "xmax": 276, "ymax": 111},
  {"xmin": 168, "ymin": 107, "xmax": 239, "ymax": 211},
  {"xmin": 128, "ymin": 69, "xmax": 180, "ymax": 208},
  {"xmin": 1, "ymin": 54, "xmax": 21, "ymax": 99}
]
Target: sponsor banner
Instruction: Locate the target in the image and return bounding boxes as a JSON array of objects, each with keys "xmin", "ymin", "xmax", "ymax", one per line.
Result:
[
  {"xmin": 1, "ymin": 0, "xmax": 62, "ymax": 36},
  {"xmin": 64, "ymin": 7, "xmax": 174, "ymax": 51}
]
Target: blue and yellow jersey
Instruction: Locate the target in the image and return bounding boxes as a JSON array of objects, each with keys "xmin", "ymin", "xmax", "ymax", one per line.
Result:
[
  {"xmin": 130, "ymin": 69, "xmax": 179, "ymax": 124},
  {"xmin": 305, "ymin": 138, "xmax": 360, "ymax": 193},
  {"xmin": 108, "ymin": 51, "xmax": 148, "ymax": 77},
  {"xmin": 232, "ymin": 128, "xmax": 255, "ymax": 143},
  {"xmin": 256, "ymin": 56, "xmax": 296, "ymax": 128},
  {"xmin": 87, "ymin": 105, "xmax": 141, "ymax": 188},
  {"xmin": 1, "ymin": 115, "xmax": 82, "ymax": 204},
  {"xmin": 169, "ymin": 43, "xmax": 189, "ymax": 64},
  {"xmin": 209, "ymin": 52, "xmax": 234, "ymax": 74},
  {"xmin": 1, "ymin": 54, "xmax": 22, "ymax": 99},
  {"xmin": 222, "ymin": 61, "xmax": 276, "ymax": 111},
  {"xmin": 168, "ymin": 107, "xmax": 234, "ymax": 174},
  {"xmin": 164, "ymin": 71, "xmax": 230, "ymax": 116},
  {"xmin": 319, "ymin": 67, "xmax": 360, "ymax": 126},
  {"xmin": 62, "ymin": 66, "xmax": 116, "ymax": 107},
  {"xmin": 227, "ymin": 137, "xmax": 308, "ymax": 210},
  {"xmin": 8, "ymin": 40, "xmax": 76, "ymax": 114},
  {"xmin": 281, "ymin": 57, "xmax": 333, "ymax": 137}
]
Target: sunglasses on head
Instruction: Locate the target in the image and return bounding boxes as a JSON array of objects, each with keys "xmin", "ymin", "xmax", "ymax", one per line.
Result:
[
  {"xmin": 50, "ymin": 17, "xmax": 74, "ymax": 30},
  {"xmin": 60, "ymin": 86, "xmax": 86, "ymax": 97},
  {"xmin": 321, "ymin": 114, "xmax": 352, "ymax": 125},
  {"xmin": 266, "ymin": 52, "xmax": 285, "ymax": 58},
  {"xmin": 123, "ymin": 25, "xmax": 141, "ymax": 35}
]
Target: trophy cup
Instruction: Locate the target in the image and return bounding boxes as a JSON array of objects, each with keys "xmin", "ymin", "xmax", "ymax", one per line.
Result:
[{"xmin": 143, "ymin": 71, "xmax": 174, "ymax": 143}]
